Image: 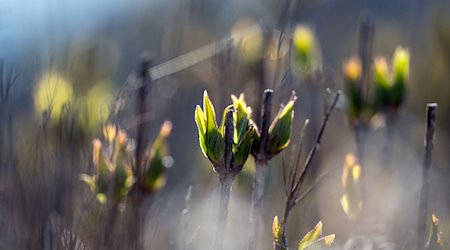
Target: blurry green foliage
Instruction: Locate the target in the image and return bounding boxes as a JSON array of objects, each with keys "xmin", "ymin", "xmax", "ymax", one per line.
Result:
[
  {"xmin": 81, "ymin": 127, "xmax": 134, "ymax": 204},
  {"xmin": 140, "ymin": 121, "xmax": 173, "ymax": 193},
  {"xmin": 292, "ymin": 25, "xmax": 321, "ymax": 76},
  {"xmin": 340, "ymin": 153, "xmax": 363, "ymax": 220}
]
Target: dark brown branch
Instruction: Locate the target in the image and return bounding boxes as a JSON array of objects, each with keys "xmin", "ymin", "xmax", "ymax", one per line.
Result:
[
  {"xmin": 215, "ymin": 109, "xmax": 235, "ymax": 250},
  {"xmin": 358, "ymin": 16, "xmax": 374, "ymax": 100},
  {"xmin": 416, "ymin": 103, "xmax": 437, "ymax": 250},
  {"xmin": 135, "ymin": 54, "xmax": 153, "ymax": 175},
  {"xmin": 258, "ymin": 89, "xmax": 274, "ymax": 159}
]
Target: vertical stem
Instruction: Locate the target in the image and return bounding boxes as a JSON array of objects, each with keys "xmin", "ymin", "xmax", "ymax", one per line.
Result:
[
  {"xmin": 358, "ymin": 16, "xmax": 374, "ymax": 100},
  {"xmin": 135, "ymin": 54, "xmax": 153, "ymax": 175},
  {"xmin": 131, "ymin": 54, "xmax": 153, "ymax": 250},
  {"xmin": 214, "ymin": 109, "xmax": 235, "ymax": 250},
  {"xmin": 416, "ymin": 103, "xmax": 437, "ymax": 250},
  {"xmin": 248, "ymin": 90, "xmax": 273, "ymax": 250},
  {"xmin": 214, "ymin": 176, "xmax": 233, "ymax": 250},
  {"xmin": 381, "ymin": 114, "xmax": 396, "ymax": 169},
  {"xmin": 355, "ymin": 17, "xmax": 373, "ymax": 204},
  {"xmin": 101, "ymin": 200, "xmax": 119, "ymax": 250},
  {"xmin": 248, "ymin": 160, "xmax": 269, "ymax": 250}
]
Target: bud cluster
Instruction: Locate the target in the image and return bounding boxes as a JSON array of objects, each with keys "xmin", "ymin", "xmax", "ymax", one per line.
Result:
[
  {"xmin": 343, "ymin": 47, "xmax": 410, "ymax": 123},
  {"xmin": 81, "ymin": 122, "xmax": 173, "ymax": 204},
  {"xmin": 194, "ymin": 90, "xmax": 297, "ymax": 178}
]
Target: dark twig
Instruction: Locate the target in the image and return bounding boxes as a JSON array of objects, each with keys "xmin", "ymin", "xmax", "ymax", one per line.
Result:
[
  {"xmin": 287, "ymin": 90, "xmax": 339, "ymax": 216},
  {"xmin": 416, "ymin": 103, "xmax": 437, "ymax": 250},
  {"xmin": 130, "ymin": 54, "xmax": 153, "ymax": 250},
  {"xmin": 135, "ymin": 54, "xmax": 153, "ymax": 175},
  {"xmin": 278, "ymin": 90, "xmax": 340, "ymax": 249},
  {"xmin": 358, "ymin": 16, "xmax": 374, "ymax": 100},
  {"xmin": 354, "ymin": 17, "xmax": 374, "ymax": 203},
  {"xmin": 248, "ymin": 90, "xmax": 273, "ymax": 250},
  {"xmin": 214, "ymin": 109, "xmax": 235, "ymax": 250}
]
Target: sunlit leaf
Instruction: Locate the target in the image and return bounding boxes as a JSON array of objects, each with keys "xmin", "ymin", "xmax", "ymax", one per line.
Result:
[
  {"xmin": 267, "ymin": 93, "xmax": 297, "ymax": 154},
  {"xmin": 203, "ymin": 90, "xmax": 218, "ymax": 132},
  {"xmin": 304, "ymin": 234, "xmax": 335, "ymax": 250},
  {"xmin": 195, "ymin": 105, "xmax": 207, "ymax": 156},
  {"xmin": 298, "ymin": 221, "xmax": 323, "ymax": 250}
]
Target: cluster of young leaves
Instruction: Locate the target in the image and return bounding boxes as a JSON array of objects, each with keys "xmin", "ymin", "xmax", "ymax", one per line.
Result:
[
  {"xmin": 81, "ymin": 125, "xmax": 134, "ymax": 204},
  {"xmin": 138, "ymin": 121, "xmax": 173, "ymax": 193},
  {"xmin": 340, "ymin": 153, "xmax": 363, "ymax": 220},
  {"xmin": 272, "ymin": 217, "xmax": 335, "ymax": 250},
  {"xmin": 343, "ymin": 47, "xmax": 410, "ymax": 123},
  {"xmin": 195, "ymin": 91, "xmax": 254, "ymax": 174},
  {"xmin": 81, "ymin": 122, "xmax": 173, "ymax": 203},
  {"xmin": 194, "ymin": 91, "xmax": 296, "ymax": 173}
]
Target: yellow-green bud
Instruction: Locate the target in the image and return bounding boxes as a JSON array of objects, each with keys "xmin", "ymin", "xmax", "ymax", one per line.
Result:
[
  {"xmin": 142, "ymin": 121, "xmax": 173, "ymax": 193},
  {"xmin": 267, "ymin": 93, "xmax": 297, "ymax": 155},
  {"xmin": 392, "ymin": 47, "xmax": 410, "ymax": 83},
  {"xmin": 292, "ymin": 25, "xmax": 320, "ymax": 75}
]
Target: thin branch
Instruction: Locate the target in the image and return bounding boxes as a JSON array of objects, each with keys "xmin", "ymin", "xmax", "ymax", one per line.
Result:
[
  {"xmin": 358, "ymin": 16, "xmax": 374, "ymax": 100},
  {"xmin": 279, "ymin": 90, "xmax": 340, "ymax": 250},
  {"xmin": 135, "ymin": 54, "xmax": 153, "ymax": 175},
  {"xmin": 291, "ymin": 91, "xmax": 340, "ymax": 200},
  {"xmin": 294, "ymin": 170, "xmax": 329, "ymax": 205},
  {"xmin": 416, "ymin": 103, "xmax": 437, "ymax": 250},
  {"xmin": 290, "ymin": 119, "xmax": 310, "ymax": 193},
  {"xmin": 258, "ymin": 89, "xmax": 274, "ymax": 159}
]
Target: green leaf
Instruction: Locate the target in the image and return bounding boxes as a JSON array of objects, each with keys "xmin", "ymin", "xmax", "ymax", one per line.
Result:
[
  {"xmin": 80, "ymin": 174, "xmax": 96, "ymax": 192},
  {"xmin": 195, "ymin": 105, "xmax": 207, "ymax": 156},
  {"xmin": 219, "ymin": 105, "xmax": 233, "ymax": 136},
  {"xmin": 205, "ymin": 128, "xmax": 225, "ymax": 164},
  {"xmin": 142, "ymin": 121, "xmax": 172, "ymax": 192},
  {"xmin": 267, "ymin": 96, "xmax": 296, "ymax": 154},
  {"xmin": 304, "ymin": 235, "xmax": 335, "ymax": 250},
  {"xmin": 233, "ymin": 127, "xmax": 254, "ymax": 166},
  {"xmin": 203, "ymin": 90, "xmax": 218, "ymax": 132},
  {"xmin": 298, "ymin": 221, "xmax": 323, "ymax": 250},
  {"xmin": 232, "ymin": 94, "xmax": 253, "ymax": 144}
]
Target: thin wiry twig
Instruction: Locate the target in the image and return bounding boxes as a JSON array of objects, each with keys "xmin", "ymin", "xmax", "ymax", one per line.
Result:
[
  {"xmin": 278, "ymin": 90, "xmax": 340, "ymax": 249},
  {"xmin": 289, "ymin": 119, "xmax": 309, "ymax": 194},
  {"xmin": 289, "ymin": 91, "xmax": 340, "ymax": 209},
  {"xmin": 294, "ymin": 170, "xmax": 328, "ymax": 205},
  {"xmin": 416, "ymin": 103, "xmax": 437, "ymax": 250}
]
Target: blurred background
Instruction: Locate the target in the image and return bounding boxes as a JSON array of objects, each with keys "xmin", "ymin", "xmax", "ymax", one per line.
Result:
[{"xmin": 0, "ymin": 0, "xmax": 450, "ymax": 249}]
